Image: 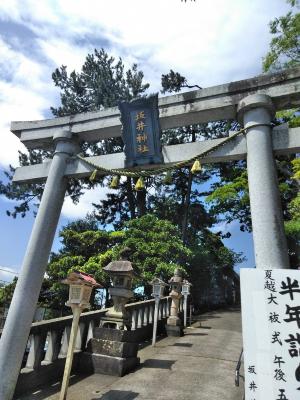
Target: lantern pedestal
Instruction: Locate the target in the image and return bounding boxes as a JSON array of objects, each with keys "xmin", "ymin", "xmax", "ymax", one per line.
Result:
[
  {"xmin": 100, "ymin": 288, "xmax": 132, "ymax": 330},
  {"xmin": 166, "ymin": 270, "xmax": 184, "ymax": 337},
  {"xmin": 80, "ymin": 327, "xmax": 140, "ymax": 377},
  {"xmin": 166, "ymin": 311, "xmax": 184, "ymax": 337},
  {"xmin": 165, "ymin": 323, "xmax": 183, "ymax": 337}
]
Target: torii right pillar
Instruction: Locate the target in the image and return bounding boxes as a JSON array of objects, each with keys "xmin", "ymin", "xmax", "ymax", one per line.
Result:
[{"xmin": 237, "ymin": 94, "xmax": 290, "ymax": 270}]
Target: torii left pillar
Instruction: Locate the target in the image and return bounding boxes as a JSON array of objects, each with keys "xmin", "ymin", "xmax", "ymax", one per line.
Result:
[{"xmin": 0, "ymin": 131, "xmax": 78, "ymax": 400}]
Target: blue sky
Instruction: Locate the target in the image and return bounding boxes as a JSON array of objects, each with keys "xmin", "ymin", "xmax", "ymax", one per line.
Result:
[{"xmin": 0, "ymin": 0, "xmax": 292, "ymax": 283}]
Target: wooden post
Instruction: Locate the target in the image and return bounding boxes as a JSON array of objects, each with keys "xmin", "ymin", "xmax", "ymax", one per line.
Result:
[{"xmin": 59, "ymin": 306, "xmax": 82, "ymax": 400}]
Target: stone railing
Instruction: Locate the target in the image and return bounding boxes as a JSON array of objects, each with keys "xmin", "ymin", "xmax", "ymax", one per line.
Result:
[
  {"xmin": 125, "ymin": 296, "xmax": 176, "ymax": 342},
  {"xmin": 126, "ymin": 296, "xmax": 173, "ymax": 330},
  {"xmin": 15, "ymin": 296, "xmax": 183, "ymax": 396},
  {"xmin": 15, "ymin": 309, "xmax": 107, "ymax": 396}
]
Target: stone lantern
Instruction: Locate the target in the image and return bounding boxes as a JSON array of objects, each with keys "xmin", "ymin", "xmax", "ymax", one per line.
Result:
[
  {"xmin": 166, "ymin": 268, "xmax": 183, "ymax": 337},
  {"xmin": 63, "ymin": 271, "xmax": 101, "ymax": 309},
  {"xmin": 151, "ymin": 276, "xmax": 166, "ymax": 298},
  {"xmin": 60, "ymin": 271, "xmax": 101, "ymax": 400},
  {"xmin": 150, "ymin": 277, "xmax": 167, "ymax": 346},
  {"xmin": 102, "ymin": 247, "xmax": 134, "ymax": 330},
  {"xmin": 80, "ymin": 249, "xmax": 140, "ymax": 377},
  {"xmin": 181, "ymin": 279, "xmax": 192, "ymax": 327}
]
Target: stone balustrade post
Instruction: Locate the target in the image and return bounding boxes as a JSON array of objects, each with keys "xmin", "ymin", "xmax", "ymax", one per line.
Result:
[
  {"xmin": 143, "ymin": 306, "xmax": 149, "ymax": 326},
  {"xmin": 85, "ymin": 321, "xmax": 95, "ymax": 347},
  {"xmin": 137, "ymin": 308, "xmax": 143, "ymax": 329},
  {"xmin": 131, "ymin": 309, "xmax": 138, "ymax": 330},
  {"xmin": 44, "ymin": 329, "xmax": 64, "ymax": 364},
  {"xmin": 59, "ymin": 326, "xmax": 71, "ymax": 358},
  {"xmin": 75, "ymin": 322, "xmax": 85, "ymax": 351},
  {"xmin": 148, "ymin": 304, "xmax": 153, "ymax": 324},
  {"xmin": 25, "ymin": 332, "xmax": 47, "ymax": 370}
]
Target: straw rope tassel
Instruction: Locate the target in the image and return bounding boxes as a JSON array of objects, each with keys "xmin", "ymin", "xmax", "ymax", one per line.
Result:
[
  {"xmin": 191, "ymin": 159, "xmax": 201, "ymax": 174},
  {"xmin": 109, "ymin": 175, "xmax": 120, "ymax": 189},
  {"xmin": 135, "ymin": 177, "xmax": 145, "ymax": 191}
]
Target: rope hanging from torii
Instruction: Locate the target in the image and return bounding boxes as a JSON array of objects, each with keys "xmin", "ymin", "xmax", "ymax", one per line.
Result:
[{"xmin": 76, "ymin": 124, "xmax": 267, "ymax": 190}]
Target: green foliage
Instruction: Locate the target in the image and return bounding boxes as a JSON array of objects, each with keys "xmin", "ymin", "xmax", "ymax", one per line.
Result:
[
  {"xmin": 0, "ymin": 277, "xmax": 17, "ymax": 307},
  {"xmin": 288, "ymin": 115, "xmax": 300, "ymax": 127},
  {"xmin": 58, "ymin": 230, "xmax": 111, "ymax": 257},
  {"xmin": 47, "ymin": 255, "xmax": 86, "ymax": 280},
  {"xmin": 43, "ymin": 217, "xmax": 125, "ymax": 310},
  {"xmin": 44, "ymin": 215, "xmax": 203, "ymax": 305},
  {"xmin": 161, "ymin": 70, "xmax": 187, "ymax": 93},
  {"xmin": 263, "ymin": 2, "xmax": 300, "ymax": 72},
  {"xmin": 285, "ymin": 219, "xmax": 300, "ymax": 239},
  {"xmin": 51, "ymin": 49, "xmax": 149, "ymax": 116},
  {"xmin": 161, "ymin": 69, "xmax": 201, "ymax": 93},
  {"xmin": 81, "ymin": 249, "xmax": 115, "ymax": 283},
  {"xmin": 292, "ymin": 158, "xmax": 300, "ymax": 180},
  {"xmin": 286, "ymin": 158, "xmax": 300, "ymax": 241},
  {"xmin": 122, "ymin": 214, "xmax": 192, "ymax": 285},
  {"xmin": 205, "ymin": 167, "xmax": 251, "ymax": 232}
]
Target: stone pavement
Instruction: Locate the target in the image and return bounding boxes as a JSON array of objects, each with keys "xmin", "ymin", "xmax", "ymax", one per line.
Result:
[{"xmin": 16, "ymin": 309, "xmax": 244, "ymax": 400}]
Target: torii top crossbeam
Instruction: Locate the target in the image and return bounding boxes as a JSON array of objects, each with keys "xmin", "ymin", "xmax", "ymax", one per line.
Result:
[
  {"xmin": 11, "ymin": 67, "xmax": 300, "ymax": 184},
  {"xmin": 11, "ymin": 67, "xmax": 300, "ymax": 150}
]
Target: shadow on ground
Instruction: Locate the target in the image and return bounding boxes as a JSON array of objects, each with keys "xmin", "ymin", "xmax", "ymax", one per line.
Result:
[
  {"xmin": 171, "ymin": 342, "xmax": 193, "ymax": 347},
  {"xmin": 14, "ymin": 374, "xmax": 91, "ymax": 400},
  {"xmin": 185, "ymin": 332, "xmax": 208, "ymax": 336},
  {"xmin": 92, "ymin": 390, "xmax": 139, "ymax": 400},
  {"xmin": 142, "ymin": 359, "xmax": 175, "ymax": 369}
]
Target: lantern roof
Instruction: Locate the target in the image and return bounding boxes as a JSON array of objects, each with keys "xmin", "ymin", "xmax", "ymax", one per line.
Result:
[
  {"xmin": 62, "ymin": 271, "xmax": 102, "ymax": 287},
  {"xmin": 104, "ymin": 260, "xmax": 133, "ymax": 273},
  {"xmin": 104, "ymin": 247, "xmax": 134, "ymax": 274},
  {"xmin": 150, "ymin": 276, "xmax": 166, "ymax": 286}
]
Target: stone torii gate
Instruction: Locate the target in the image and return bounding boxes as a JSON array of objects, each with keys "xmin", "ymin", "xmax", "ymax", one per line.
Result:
[{"xmin": 1, "ymin": 68, "xmax": 300, "ymax": 399}]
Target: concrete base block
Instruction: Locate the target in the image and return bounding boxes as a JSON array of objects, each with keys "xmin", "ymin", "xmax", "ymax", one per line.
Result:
[
  {"xmin": 165, "ymin": 324, "xmax": 184, "ymax": 337},
  {"xmin": 87, "ymin": 338, "xmax": 138, "ymax": 358},
  {"xmin": 93, "ymin": 327, "xmax": 138, "ymax": 343},
  {"xmin": 79, "ymin": 352, "xmax": 140, "ymax": 377}
]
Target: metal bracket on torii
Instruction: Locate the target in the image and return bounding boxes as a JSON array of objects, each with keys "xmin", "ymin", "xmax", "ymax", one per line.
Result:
[{"xmin": 1, "ymin": 68, "xmax": 300, "ymax": 400}]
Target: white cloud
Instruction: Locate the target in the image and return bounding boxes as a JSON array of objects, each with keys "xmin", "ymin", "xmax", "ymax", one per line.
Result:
[
  {"xmin": 0, "ymin": 38, "xmax": 58, "ymax": 168},
  {"xmin": 0, "ymin": 0, "xmax": 291, "ymax": 90},
  {"xmin": 0, "ymin": 265, "xmax": 19, "ymax": 284},
  {"xmin": 37, "ymin": 37, "xmax": 91, "ymax": 73},
  {"xmin": 61, "ymin": 185, "xmax": 111, "ymax": 219}
]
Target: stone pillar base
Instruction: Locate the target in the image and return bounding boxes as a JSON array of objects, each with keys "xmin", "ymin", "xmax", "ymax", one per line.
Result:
[
  {"xmin": 79, "ymin": 327, "xmax": 140, "ymax": 377},
  {"xmin": 165, "ymin": 324, "xmax": 184, "ymax": 337},
  {"xmin": 79, "ymin": 352, "xmax": 140, "ymax": 377}
]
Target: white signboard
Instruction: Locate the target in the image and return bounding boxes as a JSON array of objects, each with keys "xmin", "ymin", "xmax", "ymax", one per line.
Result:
[{"xmin": 241, "ymin": 269, "xmax": 300, "ymax": 400}]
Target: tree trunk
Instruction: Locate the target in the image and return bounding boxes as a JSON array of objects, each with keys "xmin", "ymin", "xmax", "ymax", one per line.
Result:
[
  {"xmin": 181, "ymin": 130, "xmax": 196, "ymax": 244},
  {"xmin": 133, "ymin": 177, "xmax": 147, "ymax": 217},
  {"xmin": 125, "ymin": 177, "xmax": 136, "ymax": 219},
  {"xmin": 136, "ymin": 190, "xmax": 147, "ymax": 217},
  {"xmin": 182, "ymin": 171, "xmax": 193, "ymax": 244}
]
